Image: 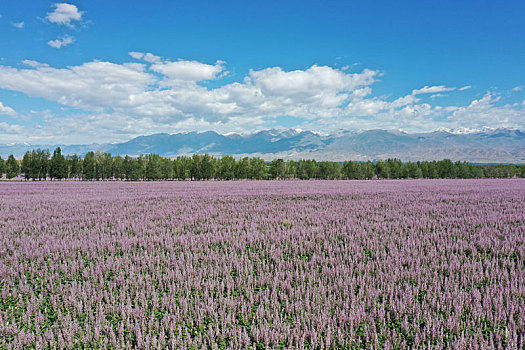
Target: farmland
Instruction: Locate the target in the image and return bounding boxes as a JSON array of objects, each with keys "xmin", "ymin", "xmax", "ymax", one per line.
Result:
[{"xmin": 1, "ymin": 180, "xmax": 524, "ymax": 349}]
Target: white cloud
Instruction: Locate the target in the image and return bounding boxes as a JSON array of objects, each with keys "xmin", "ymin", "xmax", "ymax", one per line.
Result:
[
  {"xmin": 350, "ymin": 87, "xmax": 372, "ymax": 100},
  {"xmin": 445, "ymin": 93, "xmax": 517, "ymax": 129},
  {"xmin": 12, "ymin": 21, "xmax": 24, "ymax": 28},
  {"xmin": 390, "ymin": 95, "xmax": 419, "ymax": 108},
  {"xmin": 129, "ymin": 52, "xmax": 161, "ymax": 63},
  {"xmin": 459, "ymin": 85, "xmax": 471, "ymax": 91},
  {"xmin": 512, "ymin": 86, "xmax": 523, "ymax": 92},
  {"xmin": 412, "ymin": 85, "xmax": 455, "ymax": 95},
  {"xmin": 0, "ymin": 61, "xmax": 155, "ymax": 111},
  {"xmin": 0, "ymin": 54, "xmax": 524, "ymax": 143},
  {"xmin": 22, "ymin": 60, "xmax": 50, "ymax": 68},
  {"xmin": 48, "ymin": 36, "xmax": 75, "ymax": 49},
  {"xmin": 46, "ymin": 3, "xmax": 83, "ymax": 27},
  {"xmin": 0, "ymin": 122, "xmax": 24, "ymax": 134},
  {"xmin": 345, "ymin": 98, "xmax": 388, "ymax": 116},
  {"xmin": 248, "ymin": 66, "xmax": 376, "ymax": 99},
  {"xmin": 151, "ymin": 60, "xmax": 226, "ymax": 83},
  {"xmin": 0, "ymin": 101, "xmax": 17, "ymax": 116},
  {"xmin": 128, "ymin": 52, "xmax": 144, "ymax": 60}
]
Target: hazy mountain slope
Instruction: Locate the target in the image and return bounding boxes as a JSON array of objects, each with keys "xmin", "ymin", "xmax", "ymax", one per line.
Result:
[{"xmin": 2, "ymin": 128, "xmax": 524, "ymax": 163}]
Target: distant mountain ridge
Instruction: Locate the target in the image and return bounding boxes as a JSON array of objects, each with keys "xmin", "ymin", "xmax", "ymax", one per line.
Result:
[{"xmin": 2, "ymin": 128, "xmax": 524, "ymax": 163}]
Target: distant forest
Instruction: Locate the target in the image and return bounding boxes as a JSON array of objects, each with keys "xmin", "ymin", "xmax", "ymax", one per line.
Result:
[{"xmin": 1, "ymin": 147, "xmax": 524, "ymax": 181}]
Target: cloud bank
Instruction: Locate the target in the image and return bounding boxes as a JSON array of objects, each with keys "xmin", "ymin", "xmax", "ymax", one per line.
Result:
[{"xmin": 0, "ymin": 53, "xmax": 523, "ymax": 144}]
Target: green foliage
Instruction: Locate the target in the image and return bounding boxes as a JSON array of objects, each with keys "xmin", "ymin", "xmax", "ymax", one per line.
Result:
[
  {"xmin": 68, "ymin": 154, "xmax": 82, "ymax": 179},
  {"xmin": 6, "ymin": 154, "xmax": 19, "ymax": 179},
  {"xmin": 95, "ymin": 151, "xmax": 114, "ymax": 180},
  {"xmin": 146, "ymin": 153, "xmax": 163, "ymax": 180},
  {"xmin": 249, "ymin": 157, "xmax": 267, "ymax": 179},
  {"xmin": 49, "ymin": 147, "xmax": 68, "ymax": 180},
  {"xmin": 269, "ymin": 158, "xmax": 285, "ymax": 179},
  {"xmin": 82, "ymin": 151, "xmax": 96, "ymax": 180},
  {"xmin": 217, "ymin": 155, "xmax": 236, "ymax": 180},
  {"xmin": 0, "ymin": 155, "xmax": 5, "ymax": 175},
  {"xmin": 123, "ymin": 155, "xmax": 144, "ymax": 180},
  {"xmin": 6, "ymin": 148, "xmax": 524, "ymax": 182}
]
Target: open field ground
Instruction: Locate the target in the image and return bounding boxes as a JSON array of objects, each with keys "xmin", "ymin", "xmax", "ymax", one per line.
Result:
[{"xmin": 1, "ymin": 180, "xmax": 524, "ymax": 349}]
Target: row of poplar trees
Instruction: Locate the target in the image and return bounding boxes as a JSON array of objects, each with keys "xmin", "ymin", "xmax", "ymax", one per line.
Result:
[{"xmin": 1, "ymin": 147, "xmax": 524, "ymax": 180}]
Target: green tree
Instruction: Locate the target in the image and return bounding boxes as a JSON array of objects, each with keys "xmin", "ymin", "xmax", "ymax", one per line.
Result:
[
  {"xmin": 158, "ymin": 158, "xmax": 171, "ymax": 179},
  {"xmin": 0, "ymin": 156, "xmax": 5, "ymax": 176},
  {"xmin": 235, "ymin": 157, "xmax": 250, "ymax": 179},
  {"xmin": 436, "ymin": 159, "xmax": 455, "ymax": 178},
  {"xmin": 50, "ymin": 147, "xmax": 68, "ymax": 180},
  {"xmin": 342, "ymin": 161, "xmax": 359, "ymax": 179},
  {"xmin": 269, "ymin": 158, "xmax": 285, "ymax": 179},
  {"xmin": 217, "ymin": 156, "xmax": 237, "ymax": 180},
  {"xmin": 317, "ymin": 161, "xmax": 341, "ymax": 179},
  {"xmin": 285, "ymin": 160, "xmax": 297, "ymax": 179},
  {"xmin": 359, "ymin": 161, "xmax": 375, "ymax": 180},
  {"xmin": 248, "ymin": 157, "xmax": 267, "ymax": 179},
  {"xmin": 427, "ymin": 161, "xmax": 439, "ymax": 178},
  {"xmin": 68, "ymin": 154, "xmax": 82, "ymax": 179},
  {"xmin": 173, "ymin": 156, "xmax": 191, "ymax": 180},
  {"xmin": 202, "ymin": 154, "xmax": 215, "ymax": 180},
  {"xmin": 21, "ymin": 151, "xmax": 35, "ymax": 180},
  {"xmin": 190, "ymin": 154, "xmax": 203, "ymax": 180},
  {"xmin": 83, "ymin": 152, "xmax": 96, "ymax": 180},
  {"xmin": 296, "ymin": 159, "xmax": 316, "ymax": 179},
  {"xmin": 385, "ymin": 158, "xmax": 403, "ymax": 179},
  {"xmin": 375, "ymin": 160, "xmax": 390, "ymax": 179},
  {"xmin": 146, "ymin": 154, "xmax": 163, "ymax": 180},
  {"xmin": 419, "ymin": 162, "xmax": 429, "ymax": 178},
  {"xmin": 95, "ymin": 151, "xmax": 113, "ymax": 180},
  {"xmin": 123, "ymin": 155, "xmax": 143, "ymax": 180},
  {"xmin": 404, "ymin": 161, "xmax": 422, "ymax": 179},
  {"xmin": 123, "ymin": 155, "xmax": 133, "ymax": 180},
  {"xmin": 6, "ymin": 155, "xmax": 19, "ymax": 179},
  {"xmin": 32, "ymin": 149, "xmax": 50, "ymax": 180},
  {"xmin": 112, "ymin": 155, "xmax": 125, "ymax": 180}
]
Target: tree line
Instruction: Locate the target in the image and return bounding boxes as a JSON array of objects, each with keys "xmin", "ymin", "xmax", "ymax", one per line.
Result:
[{"xmin": 0, "ymin": 147, "xmax": 524, "ymax": 181}]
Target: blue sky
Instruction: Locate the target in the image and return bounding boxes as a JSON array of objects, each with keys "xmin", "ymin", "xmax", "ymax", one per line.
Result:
[{"xmin": 0, "ymin": 0, "xmax": 524, "ymax": 144}]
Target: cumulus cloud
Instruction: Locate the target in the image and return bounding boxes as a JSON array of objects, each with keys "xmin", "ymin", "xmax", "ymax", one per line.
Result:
[
  {"xmin": 512, "ymin": 86, "xmax": 523, "ymax": 92},
  {"xmin": 46, "ymin": 3, "xmax": 83, "ymax": 27},
  {"xmin": 459, "ymin": 85, "xmax": 471, "ymax": 91},
  {"xmin": 0, "ymin": 101, "xmax": 17, "ymax": 116},
  {"xmin": 151, "ymin": 60, "xmax": 226, "ymax": 83},
  {"xmin": 48, "ymin": 36, "xmax": 75, "ymax": 49},
  {"xmin": 12, "ymin": 21, "xmax": 24, "ymax": 28},
  {"xmin": 0, "ymin": 61, "xmax": 155, "ymax": 111},
  {"xmin": 248, "ymin": 66, "xmax": 376, "ymax": 98},
  {"xmin": 412, "ymin": 85, "xmax": 455, "ymax": 95},
  {"xmin": 444, "ymin": 93, "xmax": 520, "ymax": 129}
]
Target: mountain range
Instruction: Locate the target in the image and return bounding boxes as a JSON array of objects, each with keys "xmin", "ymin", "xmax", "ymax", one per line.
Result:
[{"xmin": 1, "ymin": 128, "xmax": 524, "ymax": 163}]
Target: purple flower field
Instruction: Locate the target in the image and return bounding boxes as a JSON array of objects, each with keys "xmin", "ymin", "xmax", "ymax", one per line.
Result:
[{"xmin": 1, "ymin": 179, "xmax": 524, "ymax": 349}]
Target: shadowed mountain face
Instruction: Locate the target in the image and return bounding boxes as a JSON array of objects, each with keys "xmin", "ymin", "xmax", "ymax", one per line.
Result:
[{"xmin": 2, "ymin": 128, "xmax": 524, "ymax": 163}]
